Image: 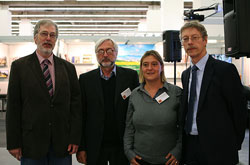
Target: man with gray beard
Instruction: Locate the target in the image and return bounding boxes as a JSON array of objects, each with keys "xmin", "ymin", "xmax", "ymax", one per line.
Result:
[
  {"xmin": 6, "ymin": 19, "xmax": 82, "ymax": 165},
  {"xmin": 77, "ymin": 37, "xmax": 139, "ymax": 165}
]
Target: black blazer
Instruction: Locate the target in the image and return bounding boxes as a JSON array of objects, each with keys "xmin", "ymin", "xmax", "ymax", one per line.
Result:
[
  {"xmin": 79, "ymin": 66, "xmax": 139, "ymax": 165},
  {"xmin": 6, "ymin": 51, "xmax": 82, "ymax": 159},
  {"xmin": 181, "ymin": 56, "xmax": 247, "ymax": 164}
]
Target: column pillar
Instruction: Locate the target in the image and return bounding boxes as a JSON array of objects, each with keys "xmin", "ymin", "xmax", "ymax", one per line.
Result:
[
  {"xmin": 137, "ymin": 19, "xmax": 147, "ymax": 31},
  {"xmin": 161, "ymin": 0, "xmax": 184, "ymax": 31},
  {"xmin": 146, "ymin": 5, "xmax": 161, "ymax": 31},
  {"xmin": 0, "ymin": 5, "xmax": 11, "ymax": 36},
  {"xmin": 19, "ymin": 19, "xmax": 33, "ymax": 36}
]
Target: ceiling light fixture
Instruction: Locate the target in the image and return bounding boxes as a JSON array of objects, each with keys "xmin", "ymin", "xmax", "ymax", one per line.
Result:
[
  {"xmin": 9, "ymin": 7, "xmax": 148, "ymax": 11},
  {"xmin": 58, "ymin": 28, "xmax": 136, "ymax": 31},
  {"xmin": 11, "ymin": 28, "xmax": 136, "ymax": 31},
  {"xmin": 11, "ymin": 25, "xmax": 137, "ymax": 28},
  {"xmin": 11, "ymin": 14, "xmax": 146, "ymax": 18},
  {"xmin": 12, "ymin": 20, "xmax": 141, "ymax": 23},
  {"xmin": 76, "ymin": 0, "xmax": 160, "ymax": 1},
  {"xmin": 0, "ymin": 0, "xmax": 63, "ymax": 1}
]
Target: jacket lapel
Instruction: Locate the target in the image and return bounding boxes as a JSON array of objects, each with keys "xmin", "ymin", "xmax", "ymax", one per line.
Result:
[
  {"xmin": 95, "ymin": 68, "xmax": 104, "ymax": 108},
  {"xmin": 28, "ymin": 52, "xmax": 50, "ymax": 97},
  {"xmin": 53, "ymin": 56, "xmax": 63, "ymax": 100},
  {"xmin": 197, "ymin": 56, "xmax": 214, "ymax": 113},
  {"xmin": 183, "ymin": 67, "xmax": 191, "ymax": 115},
  {"xmin": 183, "ymin": 67, "xmax": 191, "ymax": 94},
  {"xmin": 114, "ymin": 66, "xmax": 122, "ymax": 106}
]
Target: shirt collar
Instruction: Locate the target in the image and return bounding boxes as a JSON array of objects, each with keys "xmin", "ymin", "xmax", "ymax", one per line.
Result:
[
  {"xmin": 191, "ymin": 53, "xmax": 209, "ymax": 71},
  {"xmin": 138, "ymin": 81, "xmax": 169, "ymax": 93},
  {"xmin": 36, "ymin": 50, "xmax": 54, "ymax": 65},
  {"xmin": 100, "ymin": 65, "xmax": 117, "ymax": 80}
]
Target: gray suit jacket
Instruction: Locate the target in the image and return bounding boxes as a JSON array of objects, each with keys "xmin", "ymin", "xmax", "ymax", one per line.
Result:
[{"xmin": 6, "ymin": 51, "xmax": 82, "ymax": 159}]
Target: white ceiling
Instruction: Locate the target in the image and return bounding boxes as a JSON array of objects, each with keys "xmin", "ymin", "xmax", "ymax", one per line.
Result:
[{"xmin": 0, "ymin": 0, "xmax": 192, "ymax": 36}]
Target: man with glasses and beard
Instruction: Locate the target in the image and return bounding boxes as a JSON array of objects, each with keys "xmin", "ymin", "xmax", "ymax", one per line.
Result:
[
  {"xmin": 6, "ymin": 19, "xmax": 82, "ymax": 165},
  {"xmin": 77, "ymin": 37, "xmax": 139, "ymax": 165}
]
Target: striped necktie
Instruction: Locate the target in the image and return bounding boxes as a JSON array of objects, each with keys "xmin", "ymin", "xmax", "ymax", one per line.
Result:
[{"xmin": 43, "ymin": 59, "xmax": 53, "ymax": 97}]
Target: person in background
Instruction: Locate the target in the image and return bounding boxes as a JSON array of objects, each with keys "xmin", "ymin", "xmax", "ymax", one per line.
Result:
[
  {"xmin": 6, "ymin": 19, "xmax": 82, "ymax": 165},
  {"xmin": 77, "ymin": 37, "xmax": 139, "ymax": 165},
  {"xmin": 124, "ymin": 50, "xmax": 182, "ymax": 165},
  {"xmin": 180, "ymin": 21, "xmax": 247, "ymax": 165},
  {"xmin": 243, "ymin": 85, "xmax": 250, "ymax": 129}
]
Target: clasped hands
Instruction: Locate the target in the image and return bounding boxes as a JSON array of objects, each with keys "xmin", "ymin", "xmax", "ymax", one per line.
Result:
[{"xmin": 131, "ymin": 153, "xmax": 179, "ymax": 165}]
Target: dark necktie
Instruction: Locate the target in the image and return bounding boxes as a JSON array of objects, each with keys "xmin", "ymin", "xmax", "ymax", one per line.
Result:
[
  {"xmin": 185, "ymin": 65, "xmax": 198, "ymax": 134},
  {"xmin": 43, "ymin": 59, "xmax": 53, "ymax": 97}
]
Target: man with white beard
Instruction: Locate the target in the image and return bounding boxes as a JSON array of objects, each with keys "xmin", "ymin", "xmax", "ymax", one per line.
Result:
[{"xmin": 77, "ymin": 37, "xmax": 139, "ymax": 165}]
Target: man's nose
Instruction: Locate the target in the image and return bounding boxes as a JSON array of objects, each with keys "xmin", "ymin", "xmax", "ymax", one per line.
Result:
[
  {"xmin": 103, "ymin": 51, "xmax": 109, "ymax": 57},
  {"xmin": 45, "ymin": 35, "xmax": 51, "ymax": 40},
  {"xmin": 187, "ymin": 38, "xmax": 194, "ymax": 44}
]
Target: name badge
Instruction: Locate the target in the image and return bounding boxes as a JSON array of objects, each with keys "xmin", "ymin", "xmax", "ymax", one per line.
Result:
[
  {"xmin": 121, "ymin": 88, "xmax": 131, "ymax": 100},
  {"xmin": 155, "ymin": 92, "xmax": 169, "ymax": 104}
]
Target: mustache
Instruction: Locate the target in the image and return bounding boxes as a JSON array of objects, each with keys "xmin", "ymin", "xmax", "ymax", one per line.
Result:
[
  {"xmin": 43, "ymin": 42, "xmax": 52, "ymax": 46},
  {"xmin": 101, "ymin": 58, "xmax": 111, "ymax": 62},
  {"xmin": 99, "ymin": 61, "xmax": 114, "ymax": 68},
  {"xmin": 187, "ymin": 46, "xmax": 196, "ymax": 50}
]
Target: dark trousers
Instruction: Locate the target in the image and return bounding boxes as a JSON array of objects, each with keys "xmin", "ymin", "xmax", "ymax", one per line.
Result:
[
  {"xmin": 21, "ymin": 146, "xmax": 72, "ymax": 165},
  {"xmin": 97, "ymin": 146, "xmax": 129, "ymax": 165},
  {"xmin": 135, "ymin": 158, "xmax": 165, "ymax": 165},
  {"xmin": 183, "ymin": 135, "xmax": 208, "ymax": 165}
]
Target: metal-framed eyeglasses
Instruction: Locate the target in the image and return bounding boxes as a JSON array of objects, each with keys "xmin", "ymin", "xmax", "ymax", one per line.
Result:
[
  {"xmin": 97, "ymin": 48, "xmax": 115, "ymax": 56},
  {"xmin": 39, "ymin": 31, "xmax": 57, "ymax": 39},
  {"xmin": 181, "ymin": 35, "xmax": 202, "ymax": 44}
]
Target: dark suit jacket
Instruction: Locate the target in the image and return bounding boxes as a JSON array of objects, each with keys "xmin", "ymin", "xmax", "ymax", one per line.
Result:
[
  {"xmin": 6, "ymin": 51, "xmax": 82, "ymax": 159},
  {"xmin": 181, "ymin": 56, "xmax": 247, "ymax": 164},
  {"xmin": 79, "ymin": 66, "xmax": 139, "ymax": 165}
]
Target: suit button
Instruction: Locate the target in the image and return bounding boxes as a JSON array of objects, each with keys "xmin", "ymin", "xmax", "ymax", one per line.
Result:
[
  {"xmin": 50, "ymin": 104, "xmax": 54, "ymax": 108},
  {"xmin": 49, "ymin": 123, "xmax": 52, "ymax": 126}
]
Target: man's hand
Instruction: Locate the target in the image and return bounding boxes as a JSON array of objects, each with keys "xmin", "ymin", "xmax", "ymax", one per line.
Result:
[
  {"xmin": 8, "ymin": 148, "xmax": 22, "ymax": 161},
  {"xmin": 67, "ymin": 144, "xmax": 79, "ymax": 155},
  {"xmin": 76, "ymin": 150, "xmax": 87, "ymax": 164}
]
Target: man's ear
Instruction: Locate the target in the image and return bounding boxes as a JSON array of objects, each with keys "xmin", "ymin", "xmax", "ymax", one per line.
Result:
[{"xmin": 203, "ymin": 36, "xmax": 208, "ymax": 42}]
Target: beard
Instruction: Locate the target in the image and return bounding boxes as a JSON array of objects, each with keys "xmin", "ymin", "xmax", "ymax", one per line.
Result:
[
  {"xmin": 98, "ymin": 58, "xmax": 115, "ymax": 68},
  {"xmin": 41, "ymin": 47, "xmax": 53, "ymax": 55},
  {"xmin": 37, "ymin": 42, "xmax": 54, "ymax": 57}
]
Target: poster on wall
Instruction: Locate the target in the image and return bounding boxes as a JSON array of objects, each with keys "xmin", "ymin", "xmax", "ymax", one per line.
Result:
[
  {"xmin": 116, "ymin": 44, "xmax": 155, "ymax": 72},
  {"xmin": 0, "ymin": 70, "xmax": 8, "ymax": 78},
  {"xmin": 0, "ymin": 56, "xmax": 7, "ymax": 67}
]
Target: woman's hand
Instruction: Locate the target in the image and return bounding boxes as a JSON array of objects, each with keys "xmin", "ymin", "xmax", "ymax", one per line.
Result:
[
  {"xmin": 130, "ymin": 155, "xmax": 142, "ymax": 165},
  {"xmin": 165, "ymin": 153, "xmax": 179, "ymax": 165}
]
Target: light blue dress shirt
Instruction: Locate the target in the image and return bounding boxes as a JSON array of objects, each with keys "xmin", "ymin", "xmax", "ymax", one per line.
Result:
[
  {"xmin": 99, "ymin": 65, "xmax": 116, "ymax": 80},
  {"xmin": 189, "ymin": 54, "xmax": 209, "ymax": 135}
]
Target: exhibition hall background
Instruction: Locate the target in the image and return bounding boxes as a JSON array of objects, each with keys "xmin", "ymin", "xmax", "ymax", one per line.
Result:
[{"xmin": 0, "ymin": 0, "xmax": 249, "ymax": 164}]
